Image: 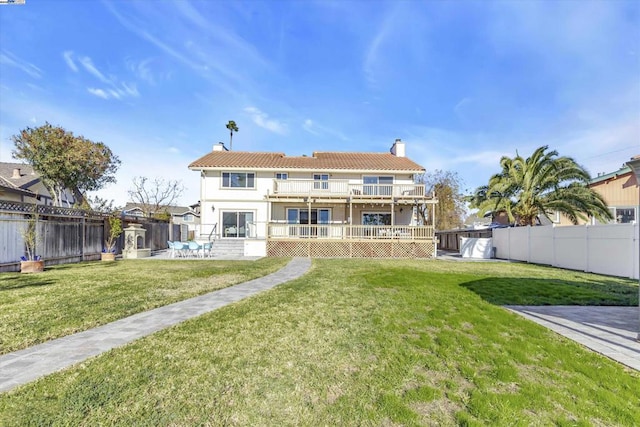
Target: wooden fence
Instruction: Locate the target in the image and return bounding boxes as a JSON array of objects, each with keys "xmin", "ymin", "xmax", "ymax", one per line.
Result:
[{"xmin": 0, "ymin": 201, "xmax": 177, "ymax": 272}]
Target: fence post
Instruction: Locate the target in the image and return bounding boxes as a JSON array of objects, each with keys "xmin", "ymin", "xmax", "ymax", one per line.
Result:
[
  {"xmin": 552, "ymin": 224, "xmax": 556, "ymax": 268},
  {"xmin": 81, "ymin": 215, "xmax": 86, "ymax": 262},
  {"xmin": 585, "ymin": 224, "xmax": 590, "ymax": 273},
  {"xmin": 527, "ymin": 225, "xmax": 531, "ymax": 264}
]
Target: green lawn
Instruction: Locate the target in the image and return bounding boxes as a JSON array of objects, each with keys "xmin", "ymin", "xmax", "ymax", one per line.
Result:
[
  {"xmin": 0, "ymin": 257, "xmax": 289, "ymax": 354},
  {"xmin": 0, "ymin": 259, "xmax": 638, "ymax": 425}
]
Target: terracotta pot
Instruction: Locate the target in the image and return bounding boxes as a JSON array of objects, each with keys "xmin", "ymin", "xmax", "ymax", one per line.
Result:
[
  {"xmin": 21, "ymin": 260, "xmax": 44, "ymax": 273},
  {"xmin": 101, "ymin": 253, "xmax": 116, "ymax": 262}
]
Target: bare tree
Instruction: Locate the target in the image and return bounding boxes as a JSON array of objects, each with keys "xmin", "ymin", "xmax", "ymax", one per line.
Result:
[
  {"xmin": 127, "ymin": 176, "xmax": 184, "ymax": 218},
  {"xmin": 416, "ymin": 170, "xmax": 466, "ymax": 230}
]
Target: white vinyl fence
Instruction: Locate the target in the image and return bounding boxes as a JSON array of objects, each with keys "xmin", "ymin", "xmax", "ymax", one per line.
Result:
[{"xmin": 493, "ymin": 224, "xmax": 639, "ymax": 279}]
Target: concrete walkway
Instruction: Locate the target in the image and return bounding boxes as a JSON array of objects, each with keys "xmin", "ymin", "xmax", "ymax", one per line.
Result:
[
  {"xmin": 506, "ymin": 306, "xmax": 640, "ymax": 371},
  {"xmin": 0, "ymin": 257, "xmax": 312, "ymax": 393}
]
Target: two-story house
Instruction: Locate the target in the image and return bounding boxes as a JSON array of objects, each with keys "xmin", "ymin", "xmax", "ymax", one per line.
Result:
[{"xmin": 188, "ymin": 139, "xmax": 438, "ymax": 258}]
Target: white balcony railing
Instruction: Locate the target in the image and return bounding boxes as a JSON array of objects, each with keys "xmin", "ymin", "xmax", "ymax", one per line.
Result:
[
  {"xmin": 272, "ymin": 180, "xmax": 426, "ymax": 198},
  {"xmin": 267, "ymin": 224, "xmax": 434, "ymax": 240}
]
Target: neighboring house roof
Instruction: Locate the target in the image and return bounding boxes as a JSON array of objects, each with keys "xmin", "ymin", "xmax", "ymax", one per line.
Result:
[
  {"xmin": 123, "ymin": 202, "xmax": 200, "ymax": 217},
  {"xmin": 0, "ymin": 181, "xmax": 37, "ymax": 198},
  {"xmin": 589, "ymin": 165, "xmax": 632, "ymax": 186},
  {"xmin": 0, "ymin": 163, "xmax": 41, "ymax": 195},
  {"xmin": 188, "ymin": 151, "xmax": 425, "ymax": 172}
]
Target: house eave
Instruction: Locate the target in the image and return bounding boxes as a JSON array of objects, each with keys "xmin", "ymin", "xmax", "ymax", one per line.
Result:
[{"xmin": 189, "ymin": 166, "xmax": 424, "ymax": 174}]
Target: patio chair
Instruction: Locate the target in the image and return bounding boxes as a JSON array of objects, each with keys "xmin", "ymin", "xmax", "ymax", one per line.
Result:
[
  {"xmin": 167, "ymin": 240, "xmax": 175, "ymax": 258},
  {"xmin": 173, "ymin": 241, "xmax": 188, "ymax": 258},
  {"xmin": 202, "ymin": 241, "xmax": 213, "ymax": 258},
  {"xmin": 188, "ymin": 241, "xmax": 203, "ymax": 258}
]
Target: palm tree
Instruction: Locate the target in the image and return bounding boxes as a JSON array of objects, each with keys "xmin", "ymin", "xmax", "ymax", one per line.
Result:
[
  {"xmin": 468, "ymin": 146, "xmax": 613, "ymax": 226},
  {"xmin": 225, "ymin": 120, "xmax": 238, "ymax": 151}
]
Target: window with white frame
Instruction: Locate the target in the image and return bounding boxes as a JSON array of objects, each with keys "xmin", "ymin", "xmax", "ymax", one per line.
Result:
[
  {"xmin": 592, "ymin": 206, "xmax": 636, "ymax": 224},
  {"xmin": 183, "ymin": 214, "xmax": 194, "ymax": 222},
  {"xmin": 362, "ymin": 212, "xmax": 392, "ymax": 225},
  {"xmin": 287, "ymin": 208, "xmax": 331, "ymax": 237},
  {"xmin": 313, "ymin": 174, "xmax": 329, "ymax": 190},
  {"xmin": 222, "ymin": 211, "xmax": 254, "ymax": 237},
  {"xmin": 222, "ymin": 172, "xmax": 255, "ymax": 188},
  {"xmin": 275, "ymin": 172, "xmax": 288, "ymax": 180},
  {"xmin": 613, "ymin": 207, "xmax": 636, "ymax": 223},
  {"xmin": 363, "ymin": 176, "xmax": 393, "ymax": 196}
]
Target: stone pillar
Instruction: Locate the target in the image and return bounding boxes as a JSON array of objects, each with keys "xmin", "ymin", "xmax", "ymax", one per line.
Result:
[{"xmin": 123, "ymin": 223, "xmax": 151, "ymax": 259}]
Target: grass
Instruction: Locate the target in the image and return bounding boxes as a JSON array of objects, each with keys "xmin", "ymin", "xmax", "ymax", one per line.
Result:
[
  {"xmin": 0, "ymin": 257, "xmax": 289, "ymax": 354},
  {"xmin": 0, "ymin": 259, "xmax": 638, "ymax": 425}
]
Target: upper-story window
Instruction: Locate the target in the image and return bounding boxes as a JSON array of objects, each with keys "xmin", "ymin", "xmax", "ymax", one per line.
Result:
[
  {"xmin": 276, "ymin": 172, "xmax": 288, "ymax": 180},
  {"xmin": 222, "ymin": 172, "xmax": 255, "ymax": 188},
  {"xmin": 183, "ymin": 214, "xmax": 194, "ymax": 222},
  {"xmin": 313, "ymin": 174, "xmax": 329, "ymax": 190},
  {"xmin": 363, "ymin": 176, "xmax": 393, "ymax": 196}
]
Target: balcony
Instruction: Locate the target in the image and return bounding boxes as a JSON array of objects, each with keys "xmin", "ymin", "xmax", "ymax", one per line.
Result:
[
  {"xmin": 267, "ymin": 224, "xmax": 434, "ymax": 240},
  {"xmin": 270, "ymin": 179, "xmax": 427, "ymax": 199}
]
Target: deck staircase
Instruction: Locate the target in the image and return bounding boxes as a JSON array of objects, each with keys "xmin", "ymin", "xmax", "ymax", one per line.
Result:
[{"xmin": 209, "ymin": 239, "xmax": 245, "ymax": 258}]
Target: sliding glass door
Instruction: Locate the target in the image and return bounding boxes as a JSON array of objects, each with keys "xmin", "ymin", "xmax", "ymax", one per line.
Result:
[
  {"xmin": 222, "ymin": 211, "xmax": 254, "ymax": 238},
  {"xmin": 287, "ymin": 208, "xmax": 330, "ymax": 237}
]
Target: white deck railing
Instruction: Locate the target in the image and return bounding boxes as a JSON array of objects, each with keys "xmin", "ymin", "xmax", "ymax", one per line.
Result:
[
  {"xmin": 272, "ymin": 180, "xmax": 426, "ymax": 198},
  {"xmin": 267, "ymin": 224, "xmax": 434, "ymax": 240}
]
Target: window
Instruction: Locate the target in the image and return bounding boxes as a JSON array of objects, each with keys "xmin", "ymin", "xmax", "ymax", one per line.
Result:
[
  {"xmin": 287, "ymin": 208, "xmax": 331, "ymax": 224},
  {"xmin": 183, "ymin": 214, "xmax": 194, "ymax": 222},
  {"xmin": 275, "ymin": 172, "xmax": 288, "ymax": 180},
  {"xmin": 363, "ymin": 176, "xmax": 393, "ymax": 196},
  {"xmin": 362, "ymin": 212, "xmax": 392, "ymax": 225},
  {"xmin": 592, "ymin": 207, "xmax": 636, "ymax": 224},
  {"xmin": 287, "ymin": 208, "xmax": 331, "ymax": 237},
  {"xmin": 222, "ymin": 172, "xmax": 255, "ymax": 188},
  {"xmin": 313, "ymin": 174, "xmax": 329, "ymax": 190},
  {"xmin": 614, "ymin": 207, "xmax": 636, "ymax": 224}
]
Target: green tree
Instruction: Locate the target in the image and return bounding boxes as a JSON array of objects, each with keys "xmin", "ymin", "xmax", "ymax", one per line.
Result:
[
  {"xmin": 468, "ymin": 146, "xmax": 613, "ymax": 226},
  {"xmin": 11, "ymin": 123, "xmax": 120, "ymax": 207},
  {"xmin": 416, "ymin": 170, "xmax": 465, "ymax": 230},
  {"xmin": 225, "ymin": 120, "xmax": 238, "ymax": 150}
]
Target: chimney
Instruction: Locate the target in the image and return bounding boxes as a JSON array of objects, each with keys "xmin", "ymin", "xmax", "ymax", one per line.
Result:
[
  {"xmin": 12, "ymin": 168, "xmax": 21, "ymax": 179},
  {"xmin": 213, "ymin": 142, "xmax": 228, "ymax": 152},
  {"xmin": 390, "ymin": 138, "xmax": 405, "ymax": 157}
]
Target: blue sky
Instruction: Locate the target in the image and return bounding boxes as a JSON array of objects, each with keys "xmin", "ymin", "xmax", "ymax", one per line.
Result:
[{"xmin": 1, "ymin": 0, "xmax": 638, "ymax": 207}]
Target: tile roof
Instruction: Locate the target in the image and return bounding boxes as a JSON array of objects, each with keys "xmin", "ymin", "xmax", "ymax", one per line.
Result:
[{"xmin": 188, "ymin": 151, "xmax": 425, "ymax": 172}]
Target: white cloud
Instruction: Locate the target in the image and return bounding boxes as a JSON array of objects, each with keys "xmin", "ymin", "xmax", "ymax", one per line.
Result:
[
  {"xmin": 87, "ymin": 88, "xmax": 109, "ymax": 99},
  {"xmin": 127, "ymin": 57, "xmax": 156, "ymax": 85},
  {"xmin": 72, "ymin": 54, "xmax": 140, "ymax": 101},
  {"xmin": 78, "ymin": 56, "xmax": 111, "ymax": 84},
  {"xmin": 0, "ymin": 50, "xmax": 42, "ymax": 79},
  {"xmin": 363, "ymin": 14, "xmax": 392, "ymax": 86},
  {"xmin": 302, "ymin": 119, "xmax": 319, "ymax": 135},
  {"xmin": 62, "ymin": 51, "xmax": 78, "ymax": 72},
  {"xmin": 244, "ymin": 107, "xmax": 288, "ymax": 135},
  {"xmin": 301, "ymin": 118, "xmax": 349, "ymax": 141}
]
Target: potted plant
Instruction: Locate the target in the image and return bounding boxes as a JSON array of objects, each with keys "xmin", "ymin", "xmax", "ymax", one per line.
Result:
[
  {"xmin": 20, "ymin": 208, "xmax": 44, "ymax": 273},
  {"xmin": 102, "ymin": 214, "xmax": 123, "ymax": 261}
]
